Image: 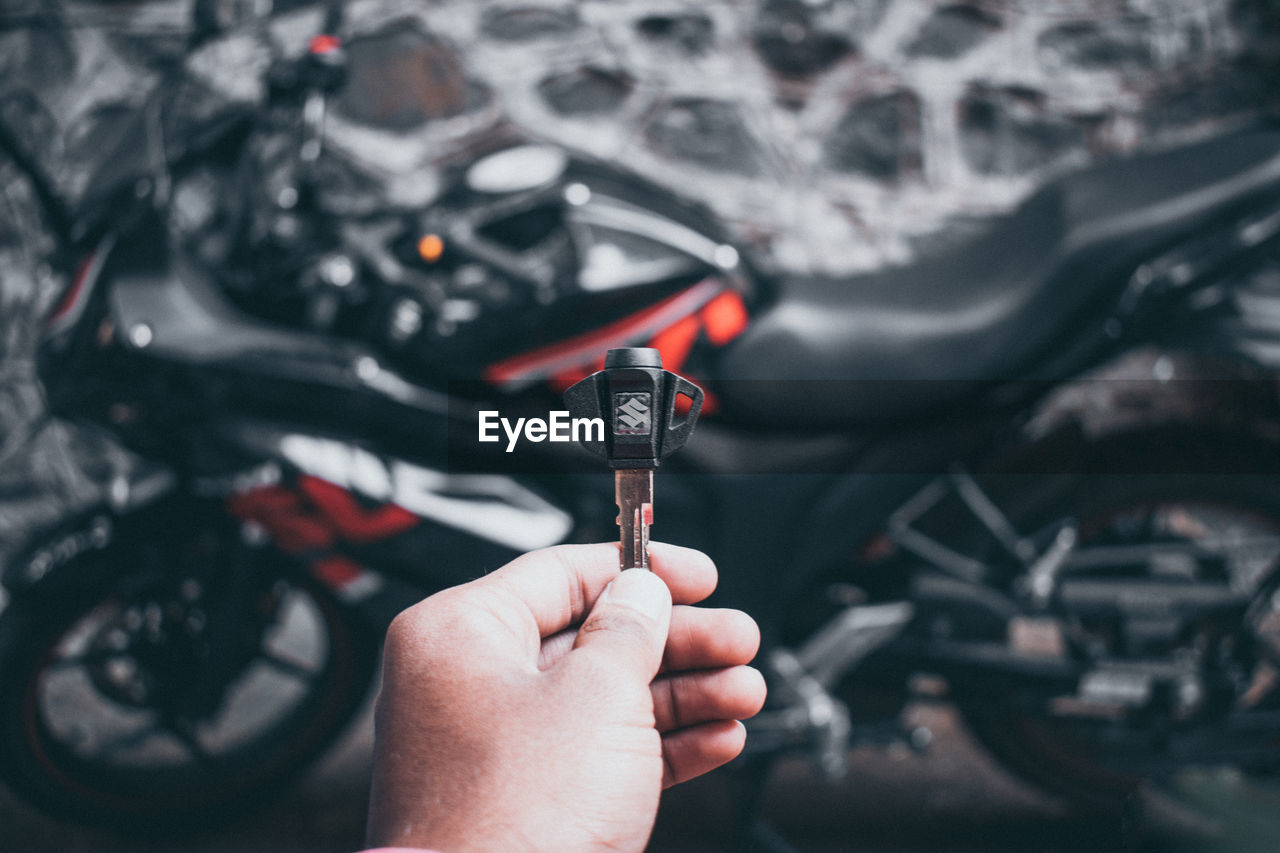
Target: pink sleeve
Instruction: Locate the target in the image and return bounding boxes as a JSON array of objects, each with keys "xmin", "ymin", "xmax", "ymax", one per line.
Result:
[{"xmin": 360, "ymin": 848, "xmax": 443, "ymax": 853}]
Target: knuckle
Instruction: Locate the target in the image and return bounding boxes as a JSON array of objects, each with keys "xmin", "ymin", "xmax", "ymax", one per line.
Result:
[
  {"xmin": 383, "ymin": 590, "xmax": 469, "ymax": 659},
  {"xmin": 581, "ymin": 608, "xmax": 652, "ymax": 646},
  {"xmin": 659, "ymin": 679, "xmax": 684, "ymax": 729},
  {"xmin": 383, "ymin": 609, "xmax": 419, "ymax": 653},
  {"xmin": 382, "ymin": 610, "xmax": 428, "ymax": 672}
]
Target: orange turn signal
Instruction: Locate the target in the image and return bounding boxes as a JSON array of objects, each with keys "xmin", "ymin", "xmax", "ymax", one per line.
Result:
[{"xmin": 417, "ymin": 234, "xmax": 445, "ymax": 263}]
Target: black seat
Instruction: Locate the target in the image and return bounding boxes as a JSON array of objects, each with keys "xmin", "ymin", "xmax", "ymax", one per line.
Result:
[{"xmin": 716, "ymin": 129, "xmax": 1280, "ymax": 427}]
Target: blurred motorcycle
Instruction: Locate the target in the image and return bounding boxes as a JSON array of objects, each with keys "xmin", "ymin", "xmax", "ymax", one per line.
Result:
[{"xmin": 5, "ymin": 1, "xmax": 1280, "ymax": 838}]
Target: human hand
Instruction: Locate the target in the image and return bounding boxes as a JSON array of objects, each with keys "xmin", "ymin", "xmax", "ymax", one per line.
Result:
[{"xmin": 365, "ymin": 542, "xmax": 765, "ymax": 852}]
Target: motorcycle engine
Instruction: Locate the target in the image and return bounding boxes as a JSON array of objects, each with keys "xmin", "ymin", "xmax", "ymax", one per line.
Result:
[{"xmin": 176, "ymin": 137, "xmax": 729, "ymax": 387}]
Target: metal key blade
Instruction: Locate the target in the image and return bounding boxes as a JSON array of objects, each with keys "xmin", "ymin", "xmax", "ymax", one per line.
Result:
[{"xmin": 616, "ymin": 468, "xmax": 654, "ymax": 570}]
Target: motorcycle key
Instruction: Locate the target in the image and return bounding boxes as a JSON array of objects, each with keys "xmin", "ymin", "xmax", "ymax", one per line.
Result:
[{"xmin": 564, "ymin": 348, "xmax": 704, "ymax": 570}]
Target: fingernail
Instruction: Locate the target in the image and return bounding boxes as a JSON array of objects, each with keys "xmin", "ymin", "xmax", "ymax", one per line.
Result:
[{"xmin": 599, "ymin": 569, "xmax": 669, "ymax": 622}]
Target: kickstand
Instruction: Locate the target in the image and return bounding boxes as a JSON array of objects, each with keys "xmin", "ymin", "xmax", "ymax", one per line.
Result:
[{"xmin": 730, "ymin": 758, "xmax": 800, "ymax": 853}]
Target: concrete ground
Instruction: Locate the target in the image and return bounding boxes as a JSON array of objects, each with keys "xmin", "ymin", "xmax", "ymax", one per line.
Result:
[{"xmin": 5, "ymin": 696, "xmax": 1280, "ymax": 853}]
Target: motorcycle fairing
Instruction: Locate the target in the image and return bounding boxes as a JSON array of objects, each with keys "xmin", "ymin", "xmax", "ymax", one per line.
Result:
[
  {"xmin": 221, "ymin": 437, "xmax": 575, "ymax": 600},
  {"xmin": 227, "ymin": 428, "xmax": 572, "ymax": 552},
  {"xmin": 385, "ymin": 162, "xmax": 752, "ymax": 381},
  {"xmin": 43, "ymin": 234, "xmax": 117, "ymax": 342},
  {"xmin": 483, "ymin": 278, "xmax": 748, "ymax": 400}
]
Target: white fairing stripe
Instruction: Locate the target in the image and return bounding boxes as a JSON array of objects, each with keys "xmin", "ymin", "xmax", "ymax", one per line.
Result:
[{"xmin": 278, "ymin": 435, "xmax": 573, "ymax": 552}]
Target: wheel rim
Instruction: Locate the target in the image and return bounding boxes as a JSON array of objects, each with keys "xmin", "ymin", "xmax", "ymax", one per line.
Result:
[{"xmin": 19, "ymin": 571, "xmax": 358, "ymax": 815}]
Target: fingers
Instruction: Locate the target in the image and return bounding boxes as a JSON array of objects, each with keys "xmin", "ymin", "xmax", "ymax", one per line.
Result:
[
  {"xmin": 570, "ymin": 569, "xmax": 672, "ymax": 679},
  {"xmin": 478, "ymin": 542, "xmax": 717, "ymax": 641},
  {"xmin": 648, "ymin": 542, "xmax": 718, "ymax": 604},
  {"xmin": 661, "ymin": 720, "xmax": 747, "ymax": 788},
  {"xmin": 537, "ymin": 626, "xmax": 578, "ymax": 671},
  {"xmin": 540, "ymin": 605, "xmax": 760, "ymax": 673},
  {"xmin": 482, "ymin": 543, "xmax": 618, "ymax": 640},
  {"xmin": 651, "ymin": 666, "xmax": 766, "ymax": 732},
  {"xmin": 661, "ymin": 606, "xmax": 760, "ymax": 673}
]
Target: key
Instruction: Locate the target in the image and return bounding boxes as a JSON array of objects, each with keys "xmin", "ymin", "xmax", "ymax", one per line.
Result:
[
  {"xmin": 564, "ymin": 348, "xmax": 704, "ymax": 569},
  {"xmin": 615, "ymin": 468, "xmax": 653, "ymax": 570}
]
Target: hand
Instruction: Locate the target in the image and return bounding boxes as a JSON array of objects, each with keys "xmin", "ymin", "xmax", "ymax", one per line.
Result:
[{"xmin": 365, "ymin": 542, "xmax": 765, "ymax": 852}]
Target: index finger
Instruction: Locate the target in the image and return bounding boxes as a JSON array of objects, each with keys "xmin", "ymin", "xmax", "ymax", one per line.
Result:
[{"xmin": 480, "ymin": 541, "xmax": 717, "ymax": 640}]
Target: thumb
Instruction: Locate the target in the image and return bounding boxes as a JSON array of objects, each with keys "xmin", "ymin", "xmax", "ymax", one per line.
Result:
[{"xmin": 570, "ymin": 569, "xmax": 672, "ymax": 680}]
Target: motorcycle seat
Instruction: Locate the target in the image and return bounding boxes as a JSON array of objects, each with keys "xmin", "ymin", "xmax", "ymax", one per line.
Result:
[{"xmin": 716, "ymin": 129, "xmax": 1280, "ymax": 427}]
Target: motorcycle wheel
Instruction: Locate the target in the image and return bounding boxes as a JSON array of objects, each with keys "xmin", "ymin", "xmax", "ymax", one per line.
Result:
[
  {"xmin": 957, "ymin": 438, "xmax": 1280, "ymax": 815},
  {"xmin": 0, "ymin": 522, "xmax": 379, "ymax": 831}
]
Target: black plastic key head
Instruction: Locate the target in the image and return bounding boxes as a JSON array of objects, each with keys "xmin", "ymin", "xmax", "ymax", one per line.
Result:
[{"xmin": 563, "ymin": 348, "xmax": 704, "ymax": 469}]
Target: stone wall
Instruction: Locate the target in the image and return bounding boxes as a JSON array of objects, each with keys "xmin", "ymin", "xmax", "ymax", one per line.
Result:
[
  {"xmin": 4, "ymin": 0, "xmax": 1279, "ymax": 277},
  {"xmin": 319, "ymin": 0, "xmax": 1280, "ymax": 274}
]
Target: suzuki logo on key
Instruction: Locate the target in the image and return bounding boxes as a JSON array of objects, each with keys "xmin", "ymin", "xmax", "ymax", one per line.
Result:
[{"xmin": 614, "ymin": 392, "xmax": 652, "ymax": 435}]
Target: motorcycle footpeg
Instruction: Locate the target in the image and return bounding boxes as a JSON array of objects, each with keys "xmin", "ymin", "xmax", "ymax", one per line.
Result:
[{"xmin": 759, "ymin": 648, "xmax": 852, "ymax": 778}]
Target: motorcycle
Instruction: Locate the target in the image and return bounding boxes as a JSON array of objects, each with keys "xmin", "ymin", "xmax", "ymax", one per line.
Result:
[{"xmin": 5, "ymin": 2, "xmax": 1280, "ymax": 840}]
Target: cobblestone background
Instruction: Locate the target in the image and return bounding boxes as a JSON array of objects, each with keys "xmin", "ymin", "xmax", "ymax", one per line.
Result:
[
  {"xmin": 311, "ymin": 0, "xmax": 1280, "ymax": 274},
  {"xmin": 4, "ymin": 0, "xmax": 1280, "ymax": 281}
]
